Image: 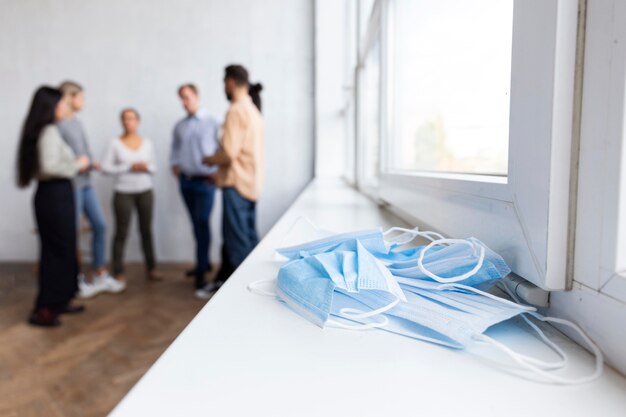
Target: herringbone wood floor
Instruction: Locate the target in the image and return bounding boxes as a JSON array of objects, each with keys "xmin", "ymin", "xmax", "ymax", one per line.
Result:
[{"xmin": 0, "ymin": 263, "xmax": 208, "ymax": 417}]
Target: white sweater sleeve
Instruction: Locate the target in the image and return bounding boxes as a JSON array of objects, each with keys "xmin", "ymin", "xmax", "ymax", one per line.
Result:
[
  {"xmin": 100, "ymin": 139, "xmax": 132, "ymax": 175},
  {"xmin": 38, "ymin": 125, "xmax": 81, "ymax": 178}
]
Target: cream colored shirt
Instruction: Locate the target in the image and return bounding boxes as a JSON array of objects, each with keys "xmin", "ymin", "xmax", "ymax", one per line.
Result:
[
  {"xmin": 216, "ymin": 95, "xmax": 264, "ymax": 201},
  {"xmin": 37, "ymin": 125, "xmax": 81, "ymax": 180}
]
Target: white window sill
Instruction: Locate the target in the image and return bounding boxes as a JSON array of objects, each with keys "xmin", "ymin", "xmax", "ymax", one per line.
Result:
[{"xmin": 111, "ymin": 178, "xmax": 626, "ymax": 417}]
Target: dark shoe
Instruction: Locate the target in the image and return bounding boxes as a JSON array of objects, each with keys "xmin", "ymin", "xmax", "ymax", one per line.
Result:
[
  {"xmin": 195, "ymin": 280, "xmax": 224, "ymax": 300},
  {"xmin": 28, "ymin": 308, "xmax": 61, "ymax": 327},
  {"xmin": 215, "ymin": 267, "xmax": 233, "ymax": 283},
  {"xmin": 147, "ymin": 270, "xmax": 164, "ymax": 281},
  {"xmin": 185, "ymin": 264, "xmax": 213, "ymax": 278},
  {"xmin": 59, "ymin": 303, "xmax": 86, "ymax": 315},
  {"xmin": 195, "ymin": 275, "xmax": 207, "ymax": 290}
]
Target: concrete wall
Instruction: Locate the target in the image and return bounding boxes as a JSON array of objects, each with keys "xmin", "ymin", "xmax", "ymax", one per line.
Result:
[{"xmin": 0, "ymin": 0, "xmax": 315, "ymax": 264}]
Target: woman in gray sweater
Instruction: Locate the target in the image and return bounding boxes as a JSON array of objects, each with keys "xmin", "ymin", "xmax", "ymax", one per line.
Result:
[{"xmin": 16, "ymin": 86, "xmax": 89, "ymax": 327}]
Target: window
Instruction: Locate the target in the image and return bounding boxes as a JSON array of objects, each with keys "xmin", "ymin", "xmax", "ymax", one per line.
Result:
[
  {"xmin": 389, "ymin": 0, "xmax": 513, "ymax": 176},
  {"xmin": 354, "ymin": 0, "xmax": 580, "ymax": 291}
]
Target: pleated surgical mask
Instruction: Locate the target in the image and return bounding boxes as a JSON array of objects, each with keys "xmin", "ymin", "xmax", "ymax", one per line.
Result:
[
  {"xmin": 276, "ymin": 228, "xmax": 391, "ymax": 261},
  {"xmin": 325, "ymin": 285, "xmax": 600, "ymax": 384},
  {"xmin": 388, "ymin": 237, "xmax": 511, "ymax": 287},
  {"xmin": 274, "ymin": 240, "xmax": 405, "ymax": 330},
  {"xmin": 248, "ymin": 222, "xmax": 604, "ymax": 385},
  {"xmin": 275, "ymin": 222, "xmax": 439, "ymax": 262},
  {"xmin": 277, "ymin": 225, "xmax": 508, "ymax": 287}
]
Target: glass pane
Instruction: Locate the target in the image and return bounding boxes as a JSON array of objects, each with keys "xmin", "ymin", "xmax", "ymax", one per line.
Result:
[{"xmin": 390, "ymin": 0, "xmax": 513, "ymax": 175}]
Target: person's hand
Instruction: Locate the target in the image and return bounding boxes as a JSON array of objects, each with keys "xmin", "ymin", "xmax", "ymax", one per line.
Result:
[
  {"xmin": 202, "ymin": 156, "xmax": 214, "ymax": 166},
  {"xmin": 91, "ymin": 160, "xmax": 101, "ymax": 171},
  {"xmin": 131, "ymin": 162, "xmax": 149, "ymax": 172},
  {"xmin": 171, "ymin": 165, "xmax": 181, "ymax": 176},
  {"xmin": 77, "ymin": 155, "xmax": 90, "ymax": 172},
  {"xmin": 206, "ymin": 173, "xmax": 217, "ymax": 185}
]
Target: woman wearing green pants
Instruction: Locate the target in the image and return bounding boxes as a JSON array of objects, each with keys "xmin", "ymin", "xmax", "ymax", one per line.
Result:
[{"xmin": 101, "ymin": 108, "xmax": 161, "ymax": 283}]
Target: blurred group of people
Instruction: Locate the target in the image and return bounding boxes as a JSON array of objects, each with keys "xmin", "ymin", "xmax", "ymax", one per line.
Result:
[{"xmin": 16, "ymin": 64, "xmax": 264, "ymax": 327}]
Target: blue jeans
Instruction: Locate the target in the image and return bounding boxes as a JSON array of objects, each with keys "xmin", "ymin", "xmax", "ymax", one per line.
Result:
[
  {"xmin": 75, "ymin": 186, "xmax": 107, "ymax": 270},
  {"xmin": 216, "ymin": 187, "xmax": 258, "ymax": 282},
  {"xmin": 179, "ymin": 177, "xmax": 216, "ymax": 277}
]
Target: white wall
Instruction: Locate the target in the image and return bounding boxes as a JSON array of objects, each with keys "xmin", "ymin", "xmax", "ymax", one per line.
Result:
[
  {"xmin": 0, "ymin": 0, "xmax": 314, "ymax": 263},
  {"xmin": 314, "ymin": 0, "xmax": 354, "ymax": 178}
]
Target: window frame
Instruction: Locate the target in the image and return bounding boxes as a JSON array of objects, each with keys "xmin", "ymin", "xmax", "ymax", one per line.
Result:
[
  {"xmin": 355, "ymin": 0, "xmax": 581, "ymax": 291},
  {"xmin": 355, "ymin": 0, "xmax": 383, "ymax": 195}
]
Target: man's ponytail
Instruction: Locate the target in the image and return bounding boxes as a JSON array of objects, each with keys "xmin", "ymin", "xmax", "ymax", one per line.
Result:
[{"xmin": 248, "ymin": 83, "xmax": 263, "ymax": 112}]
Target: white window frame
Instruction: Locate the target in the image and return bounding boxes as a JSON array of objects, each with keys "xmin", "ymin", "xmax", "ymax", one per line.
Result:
[
  {"xmin": 358, "ymin": 0, "xmax": 581, "ymax": 291},
  {"xmin": 547, "ymin": 0, "xmax": 626, "ymax": 375},
  {"xmin": 355, "ymin": 0, "xmax": 383, "ymax": 195}
]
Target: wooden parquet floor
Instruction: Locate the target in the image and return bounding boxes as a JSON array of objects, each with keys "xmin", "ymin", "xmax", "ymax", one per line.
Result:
[{"xmin": 0, "ymin": 263, "xmax": 209, "ymax": 417}]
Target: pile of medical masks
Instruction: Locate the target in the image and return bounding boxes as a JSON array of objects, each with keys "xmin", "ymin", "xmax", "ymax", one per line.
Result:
[{"xmin": 248, "ymin": 224, "xmax": 603, "ymax": 385}]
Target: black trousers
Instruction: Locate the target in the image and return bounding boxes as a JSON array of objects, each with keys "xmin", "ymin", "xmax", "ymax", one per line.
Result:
[{"xmin": 34, "ymin": 179, "xmax": 78, "ymax": 310}]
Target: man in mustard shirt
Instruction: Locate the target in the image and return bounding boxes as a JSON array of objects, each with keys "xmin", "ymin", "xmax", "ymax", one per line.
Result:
[{"xmin": 198, "ymin": 65, "xmax": 264, "ymax": 298}]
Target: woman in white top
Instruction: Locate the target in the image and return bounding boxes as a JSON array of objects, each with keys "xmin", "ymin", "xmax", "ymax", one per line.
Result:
[{"xmin": 101, "ymin": 108, "xmax": 161, "ymax": 282}]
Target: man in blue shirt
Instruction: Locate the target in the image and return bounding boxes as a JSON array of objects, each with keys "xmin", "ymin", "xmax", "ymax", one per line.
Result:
[{"xmin": 170, "ymin": 84, "xmax": 220, "ymax": 289}]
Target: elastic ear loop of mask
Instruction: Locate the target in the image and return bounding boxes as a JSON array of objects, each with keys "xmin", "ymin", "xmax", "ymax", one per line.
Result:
[
  {"xmin": 417, "ymin": 238, "xmax": 485, "ymax": 283},
  {"xmin": 476, "ymin": 315, "xmax": 603, "ymax": 384},
  {"xmin": 247, "ymin": 279, "xmax": 278, "ymax": 297},
  {"xmin": 247, "ymin": 278, "xmax": 393, "ymax": 330},
  {"xmin": 493, "ymin": 285, "xmax": 572, "ymax": 370},
  {"xmin": 398, "ymin": 277, "xmax": 567, "ymax": 369},
  {"xmin": 498, "ymin": 284, "xmax": 572, "ymax": 369},
  {"xmin": 474, "ymin": 286, "xmax": 603, "ymax": 384},
  {"xmin": 383, "ymin": 227, "xmax": 446, "ymax": 246},
  {"xmin": 383, "ymin": 226, "xmax": 420, "ymax": 245},
  {"xmin": 327, "ymin": 294, "xmax": 401, "ymax": 330},
  {"xmin": 338, "ymin": 296, "xmax": 400, "ymax": 320},
  {"xmin": 413, "ymin": 243, "xmax": 569, "ymax": 370},
  {"xmin": 441, "ymin": 283, "xmax": 568, "ymax": 370}
]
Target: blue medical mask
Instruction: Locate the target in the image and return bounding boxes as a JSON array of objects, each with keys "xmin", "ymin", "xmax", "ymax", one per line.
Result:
[
  {"xmin": 350, "ymin": 284, "xmax": 529, "ymax": 347},
  {"xmin": 326, "ymin": 286, "xmax": 600, "ymax": 385},
  {"xmin": 276, "ymin": 241, "xmax": 405, "ymax": 329},
  {"xmin": 277, "ymin": 227, "xmax": 508, "ymax": 289},
  {"xmin": 276, "ymin": 228, "xmax": 391, "ymax": 261},
  {"xmin": 388, "ymin": 238, "xmax": 511, "ymax": 287},
  {"xmin": 277, "ymin": 226, "xmax": 445, "ymax": 269},
  {"xmin": 255, "ymin": 224, "xmax": 604, "ymax": 385},
  {"xmin": 329, "ymin": 290, "xmax": 464, "ymax": 348},
  {"xmin": 277, "ymin": 236, "xmax": 523, "ymax": 346}
]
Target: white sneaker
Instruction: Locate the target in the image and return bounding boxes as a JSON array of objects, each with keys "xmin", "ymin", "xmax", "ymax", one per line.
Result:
[
  {"xmin": 94, "ymin": 273, "xmax": 126, "ymax": 294},
  {"xmin": 77, "ymin": 274, "xmax": 105, "ymax": 299}
]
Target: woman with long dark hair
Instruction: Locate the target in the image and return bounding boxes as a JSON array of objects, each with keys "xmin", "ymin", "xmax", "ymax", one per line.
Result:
[{"xmin": 16, "ymin": 86, "xmax": 90, "ymax": 327}]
